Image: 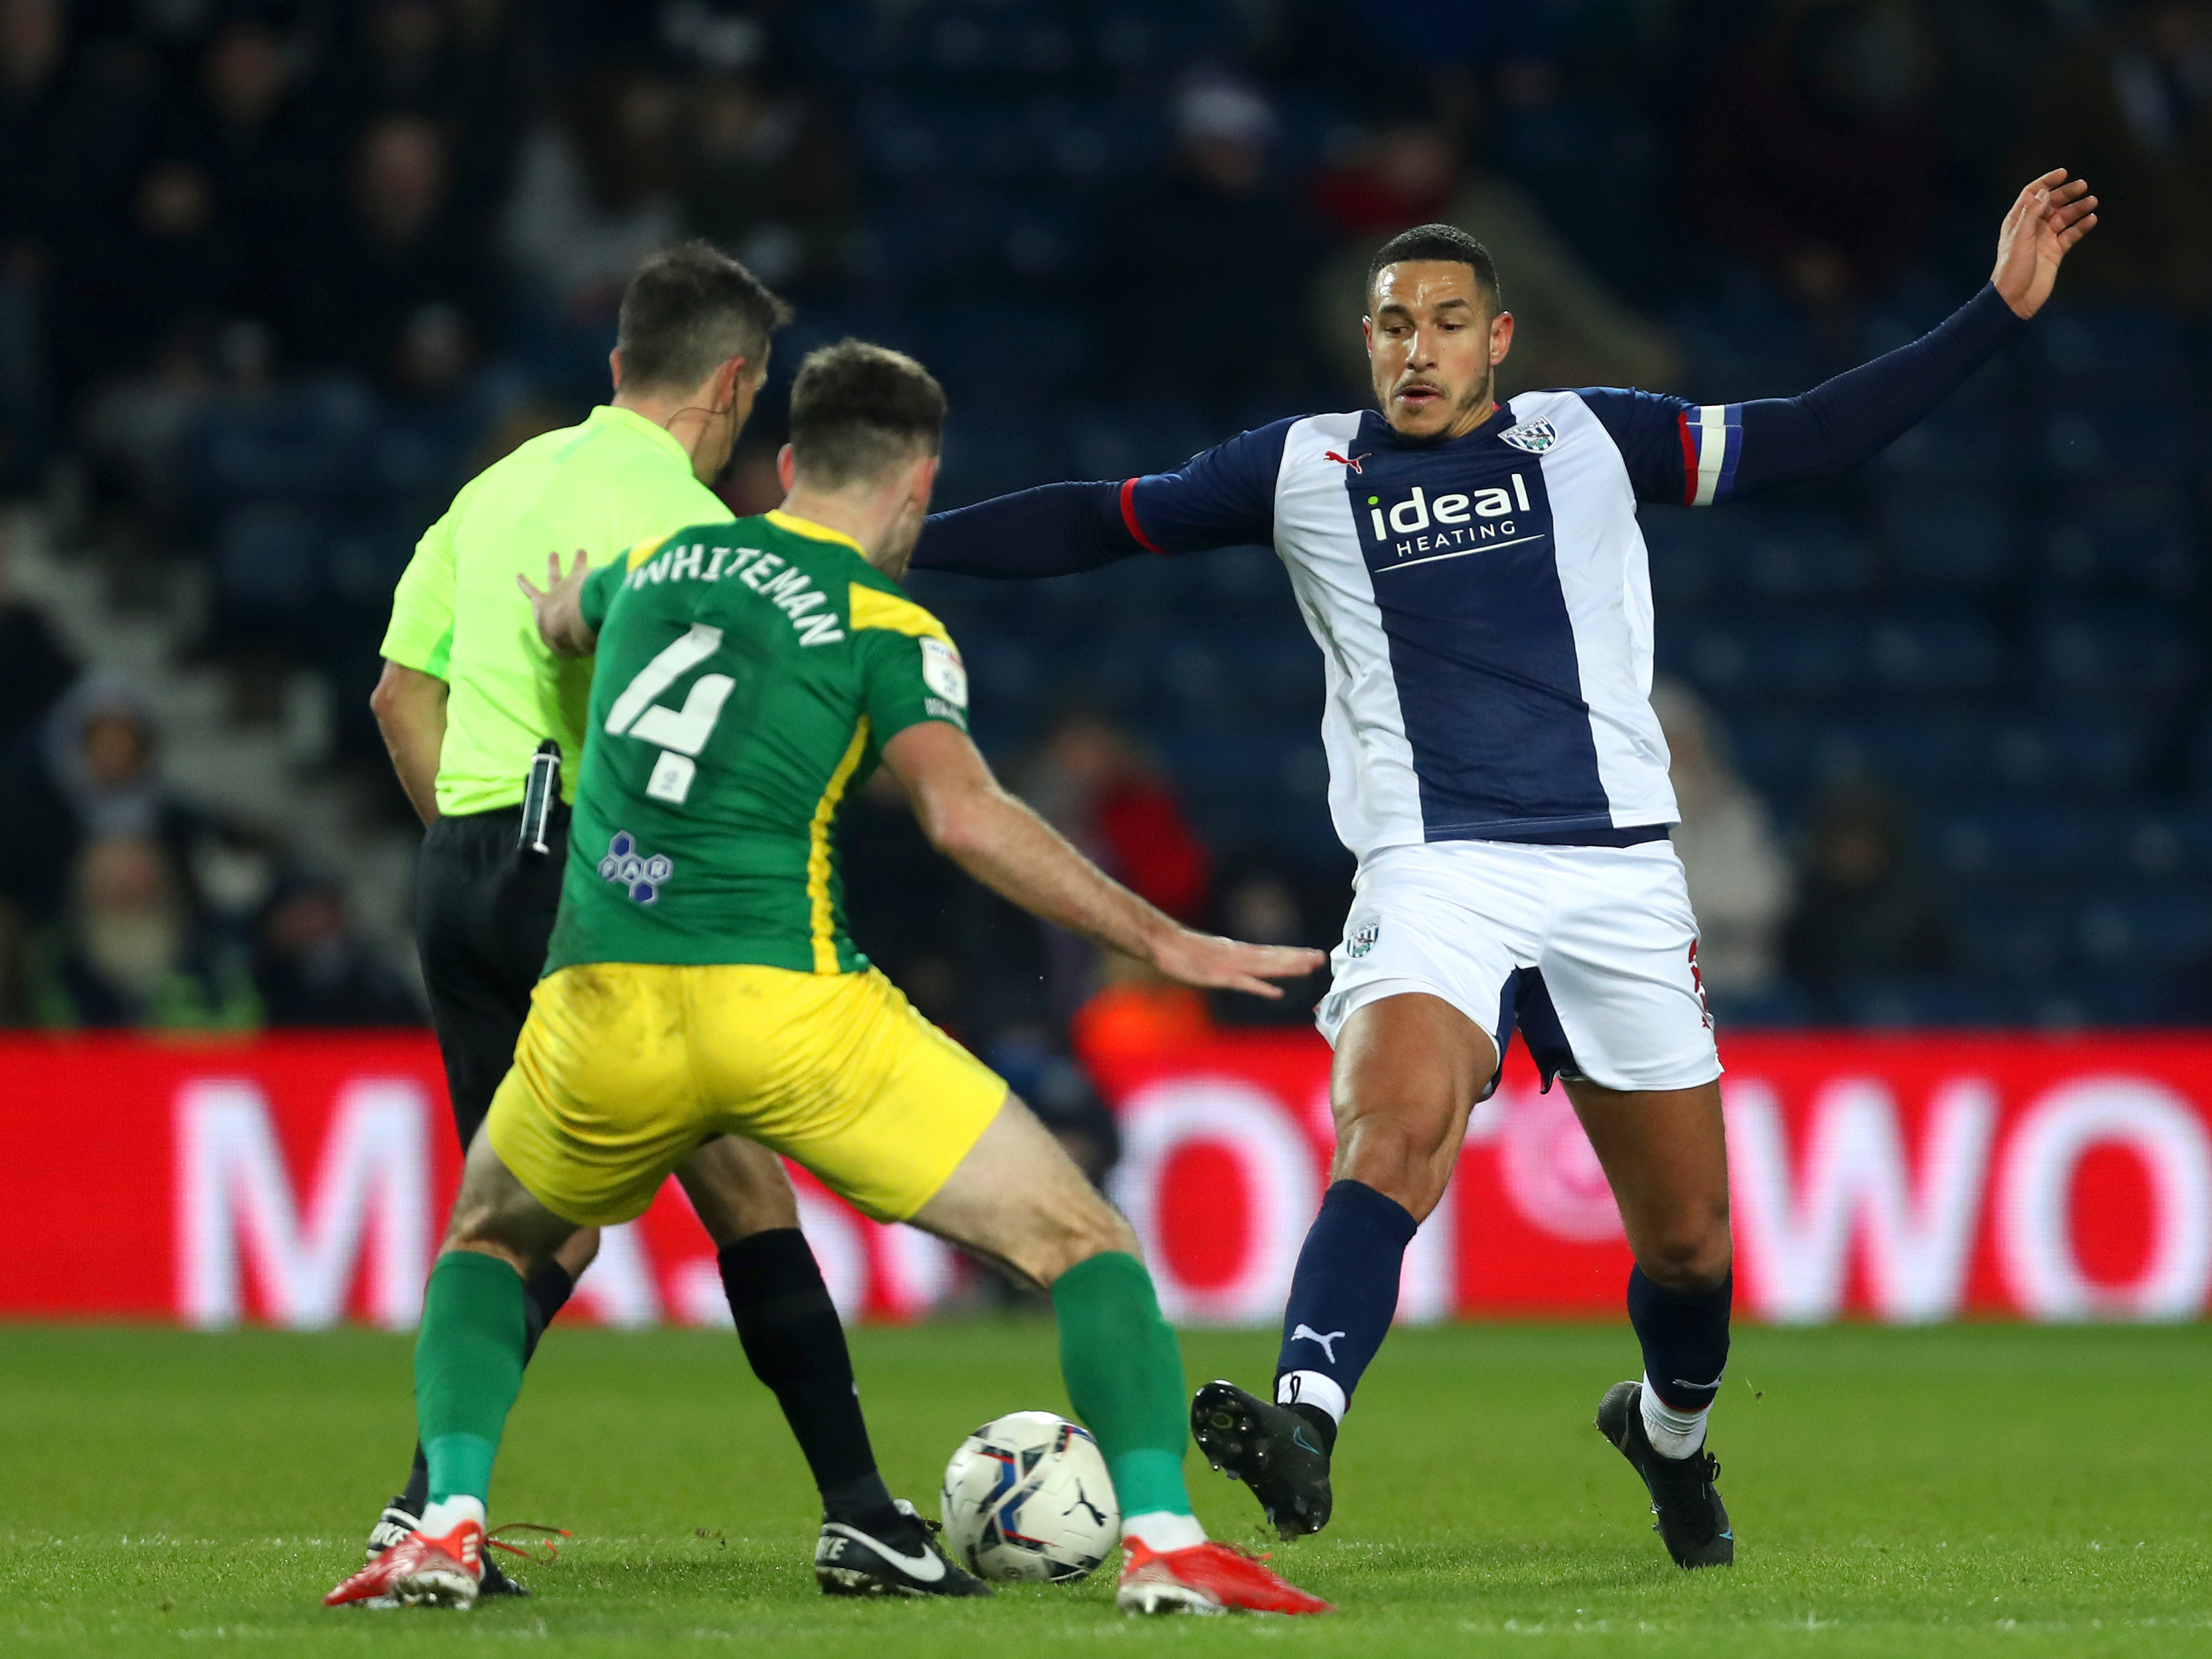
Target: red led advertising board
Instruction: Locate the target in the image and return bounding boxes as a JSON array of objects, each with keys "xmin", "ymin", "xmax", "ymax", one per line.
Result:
[{"xmin": 3, "ymin": 1031, "xmax": 2205, "ymax": 1327}]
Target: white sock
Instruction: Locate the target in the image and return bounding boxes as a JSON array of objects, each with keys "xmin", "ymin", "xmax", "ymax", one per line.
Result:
[
  {"xmin": 417, "ymin": 1495, "xmax": 486, "ymax": 1538},
  {"xmin": 1121, "ymin": 1510, "xmax": 1206, "ymax": 1552},
  {"xmin": 1639, "ymin": 1373, "xmax": 1709, "ymax": 1459},
  {"xmin": 1277, "ymin": 1370, "xmax": 1347, "ymax": 1423}
]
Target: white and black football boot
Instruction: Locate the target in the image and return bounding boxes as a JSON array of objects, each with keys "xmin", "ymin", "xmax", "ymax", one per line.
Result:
[
  {"xmin": 367, "ymin": 1496, "xmax": 531, "ymax": 1597},
  {"xmin": 1190, "ymin": 1380, "xmax": 1333, "ymax": 1540},
  {"xmin": 815, "ymin": 1499, "xmax": 992, "ymax": 1598},
  {"xmin": 1595, "ymin": 1380, "xmax": 1735, "ymax": 1569}
]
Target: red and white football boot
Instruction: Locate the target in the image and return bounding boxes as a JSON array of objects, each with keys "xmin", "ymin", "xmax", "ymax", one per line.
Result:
[
  {"xmin": 325, "ymin": 1500, "xmax": 486, "ymax": 1609},
  {"xmin": 1115, "ymin": 1536, "xmax": 1333, "ymax": 1615}
]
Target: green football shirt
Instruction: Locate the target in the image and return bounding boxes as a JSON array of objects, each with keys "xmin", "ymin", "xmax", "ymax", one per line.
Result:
[
  {"xmin": 543, "ymin": 509, "xmax": 971, "ymax": 976},
  {"xmin": 380, "ymin": 404, "xmax": 733, "ymax": 816}
]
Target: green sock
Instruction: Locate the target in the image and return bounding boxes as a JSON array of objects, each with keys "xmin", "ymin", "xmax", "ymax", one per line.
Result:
[
  {"xmin": 1051, "ymin": 1250, "xmax": 1193, "ymax": 1518},
  {"xmin": 415, "ymin": 1251, "xmax": 529, "ymax": 1506}
]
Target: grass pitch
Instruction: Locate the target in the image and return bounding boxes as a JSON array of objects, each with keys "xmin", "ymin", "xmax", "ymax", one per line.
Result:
[{"xmin": 1, "ymin": 1321, "xmax": 2205, "ymax": 1657}]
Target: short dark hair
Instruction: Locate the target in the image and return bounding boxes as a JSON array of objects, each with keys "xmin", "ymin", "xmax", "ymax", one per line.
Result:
[
  {"xmin": 788, "ymin": 339, "xmax": 947, "ymax": 489},
  {"xmin": 616, "ymin": 240, "xmax": 792, "ymax": 393},
  {"xmin": 1365, "ymin": 224, "xmax": 1502, "ymax": 315}
]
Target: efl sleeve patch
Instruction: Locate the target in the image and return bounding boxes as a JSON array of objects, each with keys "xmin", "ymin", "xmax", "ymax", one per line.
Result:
[{"xmin": 920, "ymin": 636, "xmax": 968, "ymax": 708}]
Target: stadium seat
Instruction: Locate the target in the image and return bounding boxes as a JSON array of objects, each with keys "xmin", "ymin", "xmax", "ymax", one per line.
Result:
[
  {"xmin": 1836, "ymin": 977, "xmax": 2016, "ymax": 1029},
  {"xmin": 2034, "ymin": 602, "xmax": 2198, "ymax": 699},
  {"xmin": 2073, "ymin": 889, "xmax": 2212, "ymax": 972},
  {"xmin": 1878, "ymin": 490, "xmax": 2015, "ymax": 591},
  {"xmin": 867, "ymin": 5, "xmax": 1083, "ymax": 88},
  {"xmin": 2034, "ymin": 305, "xmax": 2190, "ymax": 404},
  {"xmin": 1983, "ymin": 705, "xmax": 2154, "ymax": 796},
  {"xmin": 1194, "ymin": 543, "xmax": 1292, "ymax": 607},
  {"xmin": 1667, "ymin": 607, "xmax": 1860, "ymax": 701},
  {"xmin": 936, "ymin": 405, "xmax": 1075, "ymax": 506},
  {"xmin": 2045, "ymin": 407, "xmax": 2198, "ymax": 480},
  {"xmin": 1864, "ymin": 602, "xmax": 2004, "ymax": 697},
  {"xmin": 858, "ymin": 92, "xmax": 1164, "ymax": 184},
  {"xmin": 1667, "ymin": 282, "xmax": 1821, "ymax": 403},
  {"xmin": 1667, "ymin": 603, "xmax": 2002, "ymax": 703},
  {"xmin": 2038, "ymin": 486, "xmax": 2197, "ymax": 597},
  {"xmin": 1931, "ymin": 802, "xmax": 2099, "ymax": 884},
  {"xmin": 1958, "ymin": 901, "xmax": 2072, "ymax": 984},
  {"xmin": 1639, "ymin": 504, "xmax": 1729, "ymax": 606},
  {"xmin": 179, "ymin": 378, "xmax": 379, "ymax": 509},
  {"xmin": 1732, "ymin": 510, "xmax": 1877, "ymax": 599},
  {"xmin": 2115, "ymin": 811, "xmax": 2185, "ymax": 881},
  {"xmin": 1062, "ymin": 402, "xmax": 1219, "ymax": 482},
  {"xmin": 1876, "ymin": 405, "xmax": 2020, "ymax": 482},
  {"xmin": 2191, "ymin": 709, "xmax": 2212, "ymax": 798},
  {"xmin": 912, "ymin": 303, "xmax": 1090, "ymax": 401},
  {"xmin": 214, "ymin": 502, "xmax": 326, "ymax": 614}
]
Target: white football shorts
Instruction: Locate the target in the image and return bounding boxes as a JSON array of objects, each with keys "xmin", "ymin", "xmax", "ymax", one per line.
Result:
[{"xmin": 1315, "ymin": 838, "xmax": 1722, "ymax": 1095}]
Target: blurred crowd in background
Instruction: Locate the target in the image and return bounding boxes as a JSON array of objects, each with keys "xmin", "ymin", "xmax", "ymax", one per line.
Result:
[{"xmin": 0, "ymin": 0, "xmax": 2208, "ymax": 1062}]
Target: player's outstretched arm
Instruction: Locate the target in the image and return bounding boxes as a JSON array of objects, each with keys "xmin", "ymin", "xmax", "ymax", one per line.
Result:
[
  {"xmin": 881, "ymin": 721, "xmax": 1324, "ymax": 998},
  {"xmin": 517, "ymin": 549, "xmax": 596, "ymax": 656},
  {"xmin": 914, "ymin": 421, "xmax": 1287, "ymax": 579},
  {"xmin": 1703, "ymin": 171, "xmax": 2098, "ymax": 502},
  {"xmin": 915, "ymin": 481, "xmax": 1145, "ymax": 579}
]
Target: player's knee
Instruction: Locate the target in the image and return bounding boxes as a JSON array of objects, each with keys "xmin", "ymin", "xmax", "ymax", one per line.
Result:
[
  {"xmin": 556, "ymin": 1226, "xmax": 601, "ymax": 1277},
  {"xmin": 1634, "ymin": 1207, "xmax": 1732, "ymax": 1291},
  {"xmin": 441, "ymin": 1234, "xmax": 533, "ymax": 1277},
  {"xmin": 1023, "ymin": 1198, "xmax": 1140, "ymax": 1288},
  {"xmin": 1333, "ymin": 1110, "xmax": 1454, "ymax": 1219}
]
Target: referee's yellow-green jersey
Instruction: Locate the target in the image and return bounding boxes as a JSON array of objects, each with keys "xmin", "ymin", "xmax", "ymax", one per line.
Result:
[{"xmin": 380, "ymin": 404, "xmax": 736, "ymax": 817}]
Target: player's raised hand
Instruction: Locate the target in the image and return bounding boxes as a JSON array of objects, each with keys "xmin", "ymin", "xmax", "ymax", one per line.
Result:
[
  {"xmin": 1990, "ymin": 169, "xmax": 2097, "ymax": 320},
  {"xmin": 517, "ymin": 549, "xmax": 596, "ymax": 656},
  {"xmin": 1149, "ymin": 930, "xmax": 1326, "ymax": 999}
]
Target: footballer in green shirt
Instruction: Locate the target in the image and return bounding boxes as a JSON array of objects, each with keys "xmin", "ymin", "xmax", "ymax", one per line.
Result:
[
  {"xmin": 362, "ymin": 246, "xmax": 948, "ymax": 1599},
  {"xmin": 330, "ymin": 341, "xmax": 1332, "ymax": 1619}
]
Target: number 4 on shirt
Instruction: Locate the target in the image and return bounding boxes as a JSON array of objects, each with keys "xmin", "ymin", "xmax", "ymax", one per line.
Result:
[{"xmin": 604, "ymin": 624, "xmax": 735, "ymax": 805}]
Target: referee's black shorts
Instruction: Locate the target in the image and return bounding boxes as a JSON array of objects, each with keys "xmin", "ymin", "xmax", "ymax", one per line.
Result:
[{"xmin": 414, "ymin": 805, "xmax": 568, "ymax": 1149}]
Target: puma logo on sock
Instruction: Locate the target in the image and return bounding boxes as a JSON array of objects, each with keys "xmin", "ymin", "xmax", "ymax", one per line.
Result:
[{"xmin": 1292, "ymin": 1324, "xmax": 1346, "ymax": 1363}]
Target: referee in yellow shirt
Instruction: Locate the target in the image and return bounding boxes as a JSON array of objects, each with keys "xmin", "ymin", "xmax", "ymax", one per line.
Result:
[{"xmin": 368, "ymin": 244, "xmax": 908, "ymax": 1587}]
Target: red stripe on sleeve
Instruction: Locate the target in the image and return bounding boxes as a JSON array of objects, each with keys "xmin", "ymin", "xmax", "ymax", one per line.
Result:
[
  {"xmin": 1676, "ymin": 410, "xmax": 1698, "ymax": 505},
  {"xmin": 1119, "ymin": 476, "xmax": 1166, "ymax": 555}
]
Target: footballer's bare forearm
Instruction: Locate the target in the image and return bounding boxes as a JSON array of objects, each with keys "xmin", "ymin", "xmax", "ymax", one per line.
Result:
[
  {"xmin": 928, "ymin": 778, "xmax": 1177, "ymax": 964},
  {"xmin": 370, "ymin": 659, "xmax": 447, "ymax": 826},
  {"xmin": 884, "ymin": 721, "xmax": 1325, "ymax": 997}
]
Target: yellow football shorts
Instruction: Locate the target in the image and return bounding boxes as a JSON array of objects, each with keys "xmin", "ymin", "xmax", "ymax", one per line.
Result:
[{"xmin": 483, "ymin": 961, "xmax": 1008, "ymax": 1226}]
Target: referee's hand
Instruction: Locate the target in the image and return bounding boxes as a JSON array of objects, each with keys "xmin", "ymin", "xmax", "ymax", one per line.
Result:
[{"xmin": 518, "ymin": 550, "xmax": 597, "ymax": 656}]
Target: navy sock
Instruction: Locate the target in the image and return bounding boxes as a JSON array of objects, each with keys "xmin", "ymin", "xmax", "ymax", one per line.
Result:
[
  {"xmin": 397, "ymin": 1260, "xmax": 577, "ymax": 1514},
  {"xmin": 1273, "ymin": 1180, "xmax": 1420, "ymax": 1435},
  {"xmin": 1626, "ymin": 1265, "xmax": 1732, "ymax": 1411}
]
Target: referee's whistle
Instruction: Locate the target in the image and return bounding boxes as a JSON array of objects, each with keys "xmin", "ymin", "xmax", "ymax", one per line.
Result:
[{"xmin": 519, "ymin": 739, "xmax": 562, "ymax": 856}]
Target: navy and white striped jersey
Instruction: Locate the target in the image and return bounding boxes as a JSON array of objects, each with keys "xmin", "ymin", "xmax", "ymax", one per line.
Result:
[
  {"xmin": 915, "ymin": 283, "xmax": 2022, "ymax": 862},
  {"xmin": 1118, "ymin": 390, "xmax": 1746, "ymax": 859}
]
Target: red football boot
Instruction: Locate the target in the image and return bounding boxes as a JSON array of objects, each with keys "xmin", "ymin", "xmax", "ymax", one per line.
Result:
[
  {"xmin": 1115, "ymin": 1536, "xmax": 1333, "ymax": 1615},
  {"xmin": 325, "ymin": 1512, "xmax": 485, "ymax": 1609}
]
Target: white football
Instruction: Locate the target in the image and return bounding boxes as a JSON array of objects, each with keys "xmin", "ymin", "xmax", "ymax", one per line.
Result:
[{"xmin": 940, "ymin": 1411, "xmax": 1121, "ymax": 1583}]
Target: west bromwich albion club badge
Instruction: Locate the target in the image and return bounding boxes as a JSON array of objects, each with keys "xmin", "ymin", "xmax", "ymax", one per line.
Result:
[{"xmin": 1499, "ymin": 419, "xmax": 1558, "ymax": 455}]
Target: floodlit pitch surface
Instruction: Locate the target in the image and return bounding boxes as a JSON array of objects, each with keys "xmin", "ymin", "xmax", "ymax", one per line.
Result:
[{"xmin": 1, "ymin": 1321, "xmax": 2205, "ymax": 1656}]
